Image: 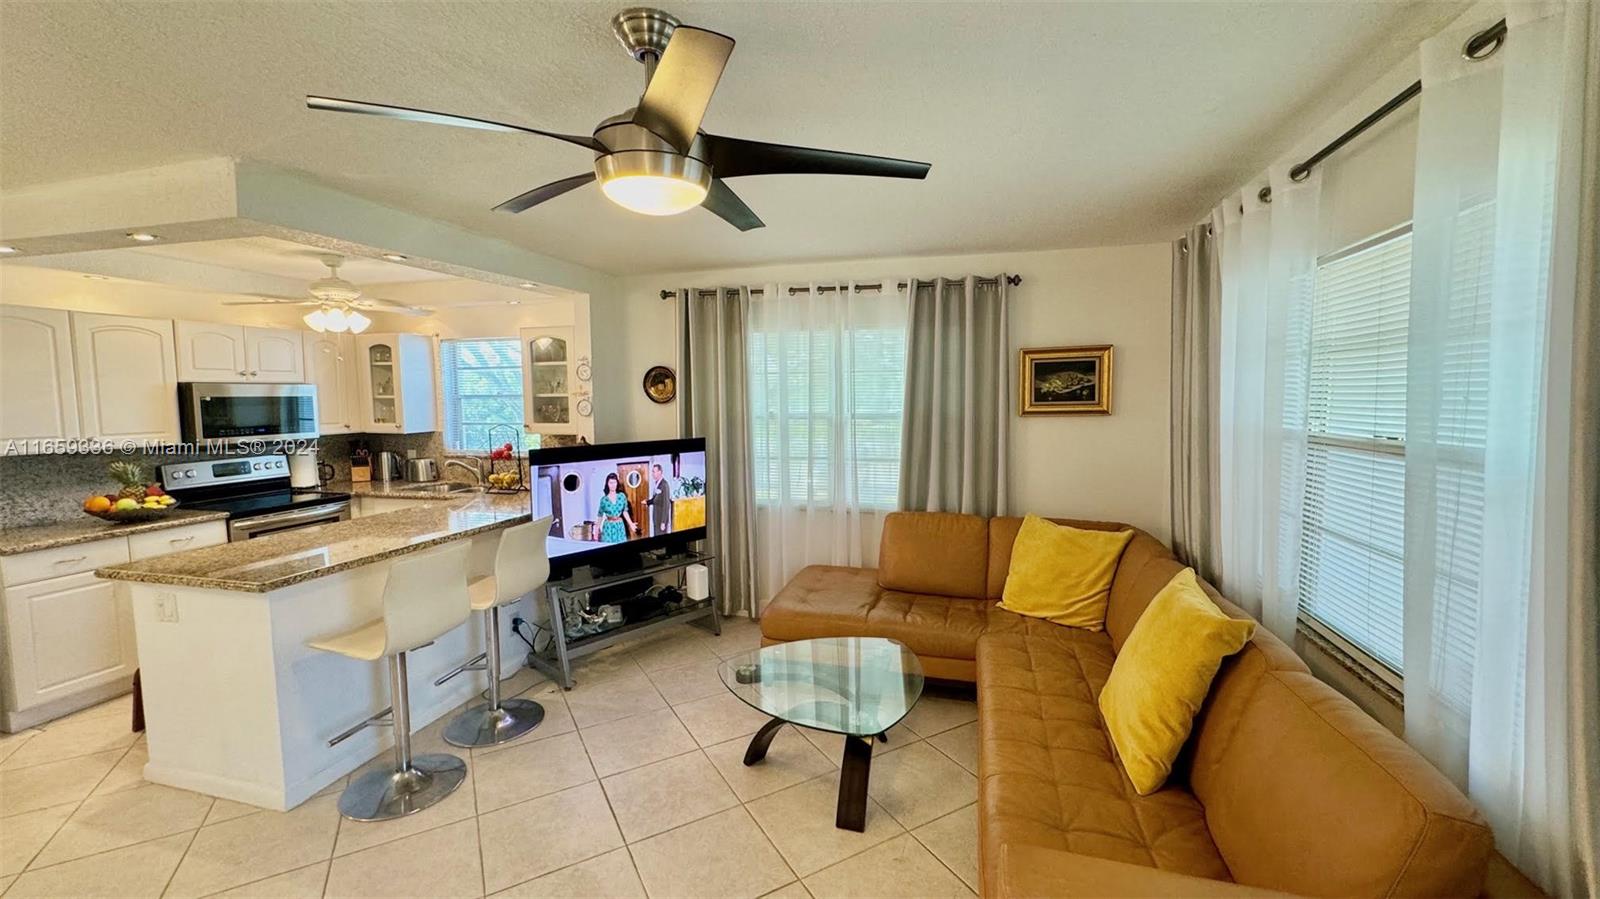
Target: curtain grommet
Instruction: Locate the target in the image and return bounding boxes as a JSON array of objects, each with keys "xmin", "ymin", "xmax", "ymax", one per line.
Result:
[{"xmin": 1462, "ymin": 25, "xmax": 1505, "ymax": 61}]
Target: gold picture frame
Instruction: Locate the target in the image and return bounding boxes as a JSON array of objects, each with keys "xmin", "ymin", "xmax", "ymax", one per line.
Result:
[{"xmin": 1019, "ymin": 345, "xmax": 1113, "ymax": 415}]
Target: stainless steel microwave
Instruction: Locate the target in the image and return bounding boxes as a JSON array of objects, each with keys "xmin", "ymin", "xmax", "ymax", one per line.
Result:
[{"xmin": 177, "ymin": 382, "xmax": 319, "ymax": 446}]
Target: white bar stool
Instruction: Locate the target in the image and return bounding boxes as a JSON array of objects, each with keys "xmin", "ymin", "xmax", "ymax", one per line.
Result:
[
  {"xmin": 308, "ymin": 541, "xmax": 472, "ymax": 822},
  {"xmin": 441, "ymin": 516, "xmax": 554, "ymax": 748}
]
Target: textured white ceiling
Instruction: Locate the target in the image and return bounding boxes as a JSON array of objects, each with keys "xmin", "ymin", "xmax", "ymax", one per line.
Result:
[{"xmin": 0, "ymin": 1, "xmax": 1458, "ymax": 274}]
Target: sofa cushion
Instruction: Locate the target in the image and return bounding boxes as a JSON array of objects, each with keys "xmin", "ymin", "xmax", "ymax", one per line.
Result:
[
  {"xmin": 976, "ymin": 627, "xmax": 1231, "ymax": 898},
  {"xmin": 986, "ymin": 516, "xmax": 1133, "ymax": 599},
  {"xmin": 997, "ymin": 516, "xmax": 1134, "ymax": 629},
  {"xmin": 879, "ymin": 512, "xmax": 991, "ymax": 598},
  {"xmin": 762, "ymin": 565, "xmax": 990, "ymax": 661}
]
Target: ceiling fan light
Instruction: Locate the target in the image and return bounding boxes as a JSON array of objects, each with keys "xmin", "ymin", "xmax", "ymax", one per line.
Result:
[
  {"xmin": 600, "ymin": 175, "xmax": 708, "ymax": 216},
  {"xmin": 346, "ymin": 310, "xmax": 372, "ymax": 334},
  {"xmin": 303, "ymin": 309, "xmax": 329, "ymax": 332},
  {"xmin": 595, "ymin": 150, "xmax": 711, "ymax": 217},
  {"xmin": 322, "ymin": 307, "xmax": 349, "ymax": 332}
]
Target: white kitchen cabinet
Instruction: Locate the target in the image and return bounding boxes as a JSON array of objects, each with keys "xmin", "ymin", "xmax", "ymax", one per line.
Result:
[
  {"xmin": 356, "ymin": 333, "xmax": 435, "ymax": 433},
  {"xmin": 246, "ymin": 327, "xmax": 304, "ymax": 382},
  {"xmin": 176, "ymin": 320, "xmax": 250, "ymax": 381},
  {"xmin": 0, "ymin": 522, "xmax": 226, "ymax": 730},
  {"xmin": 1, "ymin": 571, "xmax": 136, "ymax": 717},
  {"xmin": 176, "ymin": 322, "xmax": 304, "ymax": 383},
  {"xmin": 303, "ymin": 332, "xmax": 357, "ymax": 434},
  {"xmin": 0, "ymin": 306, "xmax": 80, "ymax": 446},
  {"xmin": 72, "ymin": 312, "xmax": 181, "ymax": 443},
  {"xmin": 521, "ymin": 325, "xmax": 579, "ymax": 436}
]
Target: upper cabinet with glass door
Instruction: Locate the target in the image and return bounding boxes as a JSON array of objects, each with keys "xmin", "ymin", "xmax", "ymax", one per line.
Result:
[
  {"xmin": 521, "ymin": 326, "xmax": 578, "ymax": 435},
  {"xmin": 355, "ymin": 333, "xmax": 436, "ymax": 433}
]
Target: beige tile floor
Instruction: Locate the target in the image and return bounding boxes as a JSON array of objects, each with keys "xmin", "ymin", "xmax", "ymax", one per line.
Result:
[{"xmin": 0, "ymin": 618, "xmax": 980, "ymax": 899}]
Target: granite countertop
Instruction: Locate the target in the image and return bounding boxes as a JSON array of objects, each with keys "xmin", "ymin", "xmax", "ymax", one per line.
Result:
[
  {"xmin": 95, "ymin": 492, "xmax": 532, "ymax": 593},
  {"xmin": 0, "ymin": 510, "xmax": 232, "ymax": 556}
]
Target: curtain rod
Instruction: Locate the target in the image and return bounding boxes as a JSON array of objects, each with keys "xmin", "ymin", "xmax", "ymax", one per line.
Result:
[
  {"xmin": 658, "ymin": 274, "xmax": 1021, "ymax": 300},
  {"xmin": 1258, "ymin": 17, "xmax": 1506, "ymax": 204}
]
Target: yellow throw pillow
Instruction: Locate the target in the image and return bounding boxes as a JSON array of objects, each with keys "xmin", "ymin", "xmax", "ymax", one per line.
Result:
[
  {"xmin": 1098, "ymin": 567, "xmax": 1256, "ymax": 795},
  {"xmin": 998, "ymin": 515, "xmax": 1134, "ymax": 630}
]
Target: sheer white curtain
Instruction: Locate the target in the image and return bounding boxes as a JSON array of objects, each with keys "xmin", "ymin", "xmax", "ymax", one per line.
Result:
[
  {"xmin": 747, "ymin": 282, "xmax": 908, "ymax": 608},
  {"xmin": 1216, "ymin": 166, "xmax": 1321, "ymax": 641},
  {"xmin": 1403, "ymin": 4, "xmax": 1592, "ymax": 893}
]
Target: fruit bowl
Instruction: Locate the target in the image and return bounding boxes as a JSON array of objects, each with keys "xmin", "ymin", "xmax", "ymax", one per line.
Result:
[{"xmin": 85, "ymin": 501, "xmax": 180, "ymax": 524}]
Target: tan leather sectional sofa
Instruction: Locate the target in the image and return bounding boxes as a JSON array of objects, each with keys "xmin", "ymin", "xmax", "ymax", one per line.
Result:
[{"xmin": 761, "ymin": 512, "xmax": 1493, "ymax": 898}]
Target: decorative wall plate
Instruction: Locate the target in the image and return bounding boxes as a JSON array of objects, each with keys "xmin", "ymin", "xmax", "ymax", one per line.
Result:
[
  {"xmin": 576, "ymin": 396, "xmax": 593, "ymax": 417},
  {"xmin": 642, "ymin": 365, "xmax": 677, "ymax": 404},
  {"xmin": 576, "ymin": 357, "xmax": 592, "ymax": 382}
]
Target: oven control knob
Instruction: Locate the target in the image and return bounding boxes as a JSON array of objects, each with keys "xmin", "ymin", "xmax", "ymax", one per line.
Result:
[
  {"xmin": 184, "ymin": 468, "xmax": 197, "ymax": 478},
  {"xmin": 274, "ymin": 460, "xmax": 285, "ymax": 469},
  {"xmin": 253, "ymin": 462, "xmax": 264, "ymax": 471},
  {"xmin": 168, "ymin": 471, "xmax": 183, "ymax": 480}
]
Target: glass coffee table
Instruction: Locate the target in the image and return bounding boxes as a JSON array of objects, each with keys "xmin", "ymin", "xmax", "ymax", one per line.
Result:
[{"xmin": 718, "ymin": 636, "xmax": 924, "ymax": 832}]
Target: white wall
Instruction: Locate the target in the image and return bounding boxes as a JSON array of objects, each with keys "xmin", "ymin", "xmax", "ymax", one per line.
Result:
[{"xmin": 611, "ymin": 243, "xmax": 1173, "ymax": 540}]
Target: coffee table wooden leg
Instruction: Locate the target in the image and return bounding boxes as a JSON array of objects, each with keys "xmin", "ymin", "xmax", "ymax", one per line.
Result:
[
  {"xmin": 743, "ymin": 717, "xmax": 786, "ymax": 766},
  {"xmin": 836, "ymin": 735, "xmax": 872, "ymax": 832}
]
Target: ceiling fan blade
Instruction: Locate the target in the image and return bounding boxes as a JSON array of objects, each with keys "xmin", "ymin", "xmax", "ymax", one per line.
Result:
[
  {"xmin": 222, "ymin": 298, "xmax": 314, "ymax": 307},
  {"xmin": 632, "ymin": 26, "xmax": 735, "ymax": 154},
  {"xmin": 702, "ymin": 134, "xmax": 931, "ymax": 180},
  {"xmin": 307, "ymin": 96, "xmax": 603, "ymax": 152},
  {"xmin": 493, "ymin": 173, "xmax": 596, "ymax": 214},
  {"xmin": 357, "ymin": 297, "xmax": 434, "ymax": 317},
  {"xmin": 702, "ymin": 179, "xmax": 764, "ymax": 231}
]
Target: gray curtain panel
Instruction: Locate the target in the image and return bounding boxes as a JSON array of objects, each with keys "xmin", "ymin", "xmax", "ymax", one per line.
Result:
[
  {"xmin": 898, "ymin": 275, "xmax": 1010, "ymax": 516},
  {"xmin": 676, "ymin": 288, "xmax": 759, "ymax": 618},
  {"xmin": 1169, "ymin": 219, "xmax": 1223, "ymax": 584}
]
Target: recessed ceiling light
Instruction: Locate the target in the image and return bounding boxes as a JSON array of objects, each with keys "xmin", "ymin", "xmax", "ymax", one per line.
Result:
[
  {"xmin": 518, "ymin": 282, "xmax": 537, "ymax": 290},
  {"xmin": 507, "ymin": 300, "xmax": 522, "ymax": 305},
  {"xmin": 381, "ymin": 253, "xmax": 408, "ymax": 261},
  {"xmin": 125, "ymin": 232, "xmax": 160, "ymax": 242},
  {"xmin": 83, "ymin": 274, "xmax": 111, "ymax": 281},
  {"xmin": 0, "ymin": 246, "xmax": 17, "ymax": 254}
]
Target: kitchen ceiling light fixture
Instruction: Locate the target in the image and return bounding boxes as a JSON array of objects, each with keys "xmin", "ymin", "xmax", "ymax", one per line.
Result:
[
  {"xmin": 226, "ymin": 254, "xmax": 433, "ymax": 320},
  {"xmin": 381, "ymin": 253, "xmax": 408, "ymax": 261},
  {"xmin": 305, "ymin": 7, "xmax": 930, "ymax": 231},
  {"xmin": 0, "ymin": 246, "xmax": 17, "ymax": 254},
  {"xmin": 125, "ymin": 232, "xmax": 160, "ymax": 242}
]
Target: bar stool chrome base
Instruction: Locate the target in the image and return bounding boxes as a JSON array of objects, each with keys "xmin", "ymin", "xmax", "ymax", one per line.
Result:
[
  {"xmin": 339, "ymin": 753, "xmax": 467, "ymax": 822},
  {"xmin": 444, "ymin": 698, "xmax": 545, "ymax": 748}
]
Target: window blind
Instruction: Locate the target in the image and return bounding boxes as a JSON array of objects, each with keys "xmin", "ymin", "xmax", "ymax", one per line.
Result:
[
  {"xmin": 1295, "ymin": 228, "xmax": 1412, "ymax": 678},
  {"xmin": 439, "ymin": 338, "xmax": 524, "ymax": 452},
  {"xmin": 749, "ymin": 325, "xmax": 906, "ymax": 510}
]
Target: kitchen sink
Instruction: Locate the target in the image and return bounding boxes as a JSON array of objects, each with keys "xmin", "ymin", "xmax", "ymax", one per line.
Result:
[{"xmin": 404, "ymin": 482, "xmax": 481, "ymax": 494}]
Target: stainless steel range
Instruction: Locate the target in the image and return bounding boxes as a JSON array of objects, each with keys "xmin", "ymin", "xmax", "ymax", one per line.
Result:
[{"xmin": 159, "ymin": 454, "xmax": 351, "ymax": 541}]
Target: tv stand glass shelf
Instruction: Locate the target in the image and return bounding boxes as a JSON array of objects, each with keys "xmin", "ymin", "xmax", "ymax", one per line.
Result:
[{"xmin": 531, "ymin": 550, "xmax": 719, "ymax": 689}]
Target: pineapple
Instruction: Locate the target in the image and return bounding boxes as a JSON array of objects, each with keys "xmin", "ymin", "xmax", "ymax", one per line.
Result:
[{"xmin": 109, "ymin": 460, "xmax": 148, "ymax": 502}]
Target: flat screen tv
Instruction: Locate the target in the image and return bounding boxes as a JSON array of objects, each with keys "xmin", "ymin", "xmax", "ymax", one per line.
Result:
[{"xmin": 528, "ymin": 437, "xmax": 708, "ymax": 576}]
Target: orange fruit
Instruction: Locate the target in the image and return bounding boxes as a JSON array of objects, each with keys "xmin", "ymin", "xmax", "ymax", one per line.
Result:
[{"xmin": 84, "ymin": 495, "xmax": 112, "ymax": 514}]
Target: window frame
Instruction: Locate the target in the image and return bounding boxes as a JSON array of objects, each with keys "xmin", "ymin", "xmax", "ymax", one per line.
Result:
[
  {"xmin": 438, "ymin": 337, "xmax": 526, "ymax": 455},
  {"xmin": 1292, "ymin": 223, "xmax": 1413, "ymax": 692}
]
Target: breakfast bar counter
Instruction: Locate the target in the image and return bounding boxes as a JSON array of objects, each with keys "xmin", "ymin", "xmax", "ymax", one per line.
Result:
[
  {"xmin": 96, "ymin": 491, "xmax": 531, "ymax": 591},
  {"xmin": 93, "ymin": 491, "xmax": 538, "ymax": 812}
]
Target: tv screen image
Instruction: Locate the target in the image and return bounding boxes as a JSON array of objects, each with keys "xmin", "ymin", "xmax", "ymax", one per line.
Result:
[{"xmin": 529, "ymin": 438, "xmax": 707, "ymax": 569}]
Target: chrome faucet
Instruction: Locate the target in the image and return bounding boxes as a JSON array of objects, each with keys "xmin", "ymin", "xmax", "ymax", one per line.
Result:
[{"xmin": 443, "ymin": 458, "xmax": 484, "ymax": 486}]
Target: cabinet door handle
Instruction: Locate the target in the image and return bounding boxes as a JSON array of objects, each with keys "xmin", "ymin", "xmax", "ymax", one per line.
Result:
[
  {"xmin": 54, "ymin": 555, "xmax": 87, "ymax": 565},
  {"xmin": 249, "ymin": 371, "xmax": 259, "ymax": 377},
  {"xmin": 169, "ymin": 536, "xmax": 195, "ymax": 546},
  {"xmin": 238, "ymin": 370, "xmax": 248, "ymax": 377}
]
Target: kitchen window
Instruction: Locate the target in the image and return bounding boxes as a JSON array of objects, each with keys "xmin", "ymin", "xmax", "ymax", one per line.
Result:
[
  {"xmin": 439, "ymin": 338, "xmax": 525, "ymax": 453},
  {"xmin": 1293, "ymin": 225, "xmax": 1412, "ymax": 686}
]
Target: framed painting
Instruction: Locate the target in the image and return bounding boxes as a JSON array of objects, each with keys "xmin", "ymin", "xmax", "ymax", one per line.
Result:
[{"xmin": 1019, "ymin": 345, "xmax": 1113, "ymax": 415}]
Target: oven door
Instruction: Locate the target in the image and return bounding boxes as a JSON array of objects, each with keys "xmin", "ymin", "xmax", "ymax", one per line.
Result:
[
  {"xmin": 227, "ymin": 502, "xmax": 350, "ymax": 541},
  {"xmin": 180, "ymin": 383, "xmax": 319, "ymax": 446}
]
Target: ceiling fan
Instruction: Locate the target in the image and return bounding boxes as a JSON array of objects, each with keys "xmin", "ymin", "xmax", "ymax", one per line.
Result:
[
  {"xmin": 222, "ymin": 255, "xmax": 433, "ymax": 333},
  {"xmin": 306, "ymin": 7, "xmax": 931, "ymax": 231}
]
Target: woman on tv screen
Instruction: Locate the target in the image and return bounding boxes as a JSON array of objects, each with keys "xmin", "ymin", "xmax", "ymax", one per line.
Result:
[{"xmin": 597, "ymin": 472, "xmax": 639, "ymax": 543}]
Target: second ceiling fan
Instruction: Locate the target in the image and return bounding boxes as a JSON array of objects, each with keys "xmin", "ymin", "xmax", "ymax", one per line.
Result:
[{"xmin": 307, "ymin": 7, "xmax": 931, "ymax": 231}]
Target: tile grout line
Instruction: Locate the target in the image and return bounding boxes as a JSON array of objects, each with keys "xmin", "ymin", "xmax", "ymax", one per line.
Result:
[
  {"xmin": 158, "ymin": 823, "xmax": 207, "ymax": 899},
  {"xmin": 11, "ymin": 736, "xmax": 144, "ymax": 876}
]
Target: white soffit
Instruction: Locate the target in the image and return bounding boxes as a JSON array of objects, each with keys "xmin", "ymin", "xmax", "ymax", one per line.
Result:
[{"xmin": 0, "ymin": 1, "xmax": 1464, "ymax": 274}]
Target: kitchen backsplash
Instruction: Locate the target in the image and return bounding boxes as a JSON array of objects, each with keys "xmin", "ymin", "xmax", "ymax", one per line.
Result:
[{"xmin": 0, "ymin": 430, "xmax": 580, "ymax": 529}]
